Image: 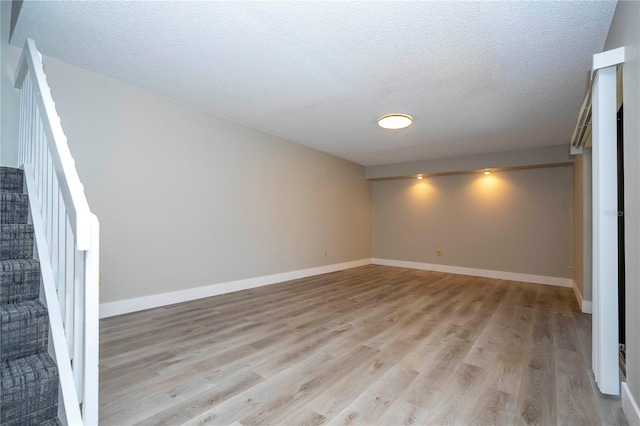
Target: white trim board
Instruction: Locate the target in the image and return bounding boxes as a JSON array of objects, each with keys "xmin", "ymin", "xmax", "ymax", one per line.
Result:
[
  {"xmin": 100, "ymin": 258, "xmax": 372, "ymax": 318},
  {"xmin": 622, "ymin": 382, "xmax": 640, "ymax": 426},
  {"xmin": 572, "ymin": 279, "xmax": 593, "ymax": 314},
  {"xmin": 593, "ymin": 46, "xmax": 625, "ymax": 71},
  {"xmin": 372, "ymin": 258, "xmax": 572, "ymax": 288}
]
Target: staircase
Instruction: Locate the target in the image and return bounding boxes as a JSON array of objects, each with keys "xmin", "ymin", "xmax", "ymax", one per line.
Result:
[
  {"xmin": 0, "ymin": 38, "xmax": 100, "ymax": 425},
  {"xmin": 0, "ymin": 167, "xmax": 61, "ymax": 426}
]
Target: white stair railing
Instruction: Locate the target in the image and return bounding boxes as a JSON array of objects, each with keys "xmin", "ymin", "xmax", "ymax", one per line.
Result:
[{"xmin": 14, "ymin": 38, "xmax": 99, "ymax": 426}]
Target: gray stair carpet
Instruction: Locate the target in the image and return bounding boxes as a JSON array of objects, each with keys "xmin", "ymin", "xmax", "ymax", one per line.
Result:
[{"xmin": 0, "ymin": 167, "xmax": 61, "ymax": 426}]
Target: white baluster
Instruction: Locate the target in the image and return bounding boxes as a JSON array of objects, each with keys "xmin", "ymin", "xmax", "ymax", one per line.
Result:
[
  {"xmin": 73, "ymin": 250, "xmax": 85, "ymax": 402},
  {"xmin": 66, "ymin": 217, "xmax": 75, "ymax": 355},
  {"xmin": 58, "ymin": 194, "xmax": 67, "ymax": 324},
  {"xmin": 51, "ymin": 170, "xmax": 59, "ymax": 293}
]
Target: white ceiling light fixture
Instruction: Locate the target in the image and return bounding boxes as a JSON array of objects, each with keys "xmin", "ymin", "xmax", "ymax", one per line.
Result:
[
  {"xmin": 378, "ymin": 114, "xmax": 413, "ymax": 130},
  {"xmin": 11, "ymin": 2, "xmax": 617, "ymax": 166}
]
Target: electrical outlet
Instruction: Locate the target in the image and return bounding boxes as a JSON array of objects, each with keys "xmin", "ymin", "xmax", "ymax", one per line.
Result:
[{"xmin": 437, "ymin": 250, "xmax": 442, "ymax": 257}]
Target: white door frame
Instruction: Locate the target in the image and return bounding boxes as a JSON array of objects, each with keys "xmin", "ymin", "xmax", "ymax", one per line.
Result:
[{"xmin": 591, "ymin": 46, "xmax": 625, "ymax": 395}]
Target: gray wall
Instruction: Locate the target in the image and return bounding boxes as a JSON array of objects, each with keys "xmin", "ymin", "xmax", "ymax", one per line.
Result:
[
  {"xmin": 604, "ymin": 0, "xmax": 640, "ymax": 411},
  {"xmin": 29, "ymin": 54, "xmax": 372, "ymax": 304},
  {"xmin": 0, "ymin": 1, "xmax": 20, "ymax": 167},
  {"xmin": 373, "ymin": 166, "xmax": 573, "ymax": 278}
]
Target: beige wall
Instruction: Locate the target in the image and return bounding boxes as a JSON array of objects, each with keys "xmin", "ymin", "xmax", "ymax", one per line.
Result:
[
  {"xmin": 373, "ymin": 166, "xmax": 573, "ymax": 278},
  {"xmin": 572, "ymin": 149, "xmax": 593, "ymax": 302},
  {"xmin": 366, "ymin": 144, "xmax": 571, "ymax": 179},
  {"xmin": 604, "ymin": 0, "xmax": 640, "ymax": 411},
  {"xmin": 573, "ymin": 155, "xmax": 585, "ymax": 296},
  {"xmin": 31, "ymin": 55, "xmax": 372, "ymax": 304}
]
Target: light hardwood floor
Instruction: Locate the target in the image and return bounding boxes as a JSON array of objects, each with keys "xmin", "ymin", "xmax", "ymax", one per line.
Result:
[{"xmin": 99, "ymin": 265, "xmax": 627, "ymax": 425}]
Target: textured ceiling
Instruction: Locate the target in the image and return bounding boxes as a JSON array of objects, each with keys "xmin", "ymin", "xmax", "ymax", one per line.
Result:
[{"xmin": 11, "ymin": 1, "xmax": 616, "ymax": 166}]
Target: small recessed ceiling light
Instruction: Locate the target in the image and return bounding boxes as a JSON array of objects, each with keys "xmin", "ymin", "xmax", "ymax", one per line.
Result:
[
  {"xmin": 484, "ymin": 170, "xmax": 491, "ymax": 175},
  {"xmin": 378, "ymin": 114, "xmax": 413, "ymax": 130}
]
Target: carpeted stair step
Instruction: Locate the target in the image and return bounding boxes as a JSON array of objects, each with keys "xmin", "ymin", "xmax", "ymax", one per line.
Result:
[
  {"xmin": 0, "ymin": 193, "xmax": 29, "ymax": 225},
  {"xmin": 39, "ymin": 416, "xmax": 63, "ymax": 426},
  {"xmin": 0, "ymin": 224, "xmax": 34, "ymax": 260},
  {"xmin": 0, "ymin": 167, "xmax": 60, "ymax": 425},
  {"xmin": 0, "ymin": 352, "xmax": 59, "ymax": 426},
  {"xmin": 1, "ymin": 300, "xmax": 49, "ymax": 361},
  {"xmin": 0, "ymin": 167, "xmax": 24, "ymax": 194},
  {"xmin": 0, "ymin": 259, "xmax": 41, "ymax": 304}
]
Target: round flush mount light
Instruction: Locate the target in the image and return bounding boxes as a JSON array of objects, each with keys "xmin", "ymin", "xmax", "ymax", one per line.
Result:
[
  {"xmin": 484, "ymin": 169, "xmax": 491, "ymax": 175},
  {"xmin": 417, "ymin": 175, "xmax": 423, "ymax": 180},
  {"xmin": 378, "ymin": 113, "xmax": 413, "ymax": 130}
]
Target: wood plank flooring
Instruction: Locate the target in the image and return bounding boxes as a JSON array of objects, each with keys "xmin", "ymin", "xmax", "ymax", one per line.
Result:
[{"xmin": 99, "ymin": 265, "xmax": 627, "ymax": 425}]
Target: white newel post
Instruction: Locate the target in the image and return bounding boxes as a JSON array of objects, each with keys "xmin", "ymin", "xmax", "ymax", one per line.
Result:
[{"xmin": 83, "ymin": 214, "xmax": 100, "ymax": 426}]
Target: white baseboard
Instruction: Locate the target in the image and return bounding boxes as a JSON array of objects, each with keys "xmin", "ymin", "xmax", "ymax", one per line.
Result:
[
  {"xmin": 571, "ymin": 279, "xmax": 593, "ymax": 314},
  {"xmin": 101, "ymin": 258, "xmax": 574, "ymax": 318},
  {"xmin": 571, "ymin": 279, "xmax": 582, "ymax": 308},
  {"xmin": 622, "ymin": 382, "xmax": 640, "ymax": 426},
  {"xmin": 100, "ymin": 258, "xmax": 372, "ymax": 318},
  {"xmin": 372, "ymin": 258, "xmax": 572, "ymax": 288}
]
